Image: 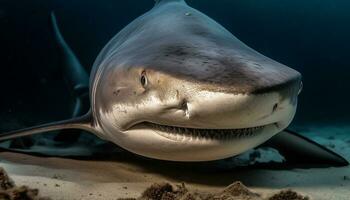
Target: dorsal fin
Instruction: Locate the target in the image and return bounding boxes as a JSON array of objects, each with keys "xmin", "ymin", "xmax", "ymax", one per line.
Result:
[{"xmin": 154, "ymin": 0, "xmax": 185, "ymax": 5}]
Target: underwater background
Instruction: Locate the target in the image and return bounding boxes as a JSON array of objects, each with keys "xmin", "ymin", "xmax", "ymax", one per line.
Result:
[{"xmin": 0, "ymin": 0, "xmax": 349, "ymax": 134}]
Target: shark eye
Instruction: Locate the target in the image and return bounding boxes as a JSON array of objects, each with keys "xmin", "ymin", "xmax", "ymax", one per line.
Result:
[{"xmin": 140, "ymin": 71, "xmax": 147, "ymax": 87}]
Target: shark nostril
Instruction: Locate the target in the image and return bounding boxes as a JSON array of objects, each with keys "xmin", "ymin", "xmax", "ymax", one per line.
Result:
[
  {"xmin": 181, "ymin": 99, "xmax": 189, "ymax": 117},
  {"xmin": 181, "ymin": 99, "xmax": 188, "ymax": 110},
  {"xmin": 273, "ymin": 103, "xmax": 278, "ymax": 113}
]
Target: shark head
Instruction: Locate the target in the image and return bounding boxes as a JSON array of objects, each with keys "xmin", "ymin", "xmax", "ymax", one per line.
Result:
[{"xmin": 91, "ymin": 0, "xmax": 303, "ymax": 161}]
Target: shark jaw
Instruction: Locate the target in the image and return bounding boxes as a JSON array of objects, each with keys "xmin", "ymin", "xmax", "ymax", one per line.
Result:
[
  {"xmin": 94, "ymin": 85, "xmax": 299, "ymax": 161},
  {"xmin": 115, "ymin": 98, "xmax": 295, "ymax": 162},
  {"xmin": 131, "ymin": 122, "xmax": 273, "ymax": 142},
  {"xmin": 120, "ymin": 120, "xmax": 286, "ymax": 162}
]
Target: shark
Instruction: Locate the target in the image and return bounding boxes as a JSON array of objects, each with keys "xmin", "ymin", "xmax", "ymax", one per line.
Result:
[{"xmin": 0, "ymin": 0, "xmax": 347, "ymax": 165}]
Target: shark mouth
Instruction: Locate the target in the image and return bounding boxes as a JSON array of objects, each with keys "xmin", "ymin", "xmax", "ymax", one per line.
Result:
[{"xmin": 140, "ymin": 122, "xmax": 271, "ymax": 141}]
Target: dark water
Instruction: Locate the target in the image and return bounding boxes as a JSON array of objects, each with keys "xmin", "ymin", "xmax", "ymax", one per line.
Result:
[{"xmin": 0, "ymin": 0, "xmax": 349, "ymax": 132}]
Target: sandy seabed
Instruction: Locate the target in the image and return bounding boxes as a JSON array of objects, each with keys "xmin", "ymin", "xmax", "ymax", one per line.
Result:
[{"xmin": 0, "ymin": 125, "xmax": 349, "ymax": 200}]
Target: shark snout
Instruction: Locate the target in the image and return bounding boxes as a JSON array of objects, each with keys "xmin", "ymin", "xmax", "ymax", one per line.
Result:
[{"xmin": 159, "ymin": 72, "xmax": 302, "ymax": 131}]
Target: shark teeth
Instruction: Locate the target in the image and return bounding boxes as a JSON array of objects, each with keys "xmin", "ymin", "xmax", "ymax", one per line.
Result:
[{"xmin": 146, "ymin": 122, "xmax": 266, "ymax": 140}]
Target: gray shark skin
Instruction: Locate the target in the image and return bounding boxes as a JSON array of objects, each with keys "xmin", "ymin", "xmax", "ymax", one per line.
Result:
[
  {"xmin": 89, "ymin": 0, "xmax": 301, "ymax": 161},
  {"xmin": 0, "ymin": 0, "xmax": 347, "ymax": 165}
]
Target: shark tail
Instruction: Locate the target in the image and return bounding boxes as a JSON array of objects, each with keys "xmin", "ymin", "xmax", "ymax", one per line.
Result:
[
  {"xmin": 50, "ymin": 12, "xmax": 89, "ymax": 95},
  {"xmin": 0, "ymin": 12, "xmax": 92, "ymax": 148},
  {"xmin": 50, "ymin": 11, "xmax": 90, "ymax": 118},
  {"xmin": 50, "ymin": 12, "xmax": 91, "ymax": 143}
]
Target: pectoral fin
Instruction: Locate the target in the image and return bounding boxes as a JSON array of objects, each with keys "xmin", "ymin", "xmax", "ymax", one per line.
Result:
[
  {"xmin": 262, "ymin": 129, "xmax": 349, "ymax": 167},
  {"xmin": 0, "ymin": 112, "xmax": 94, "ymax": 142}
]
